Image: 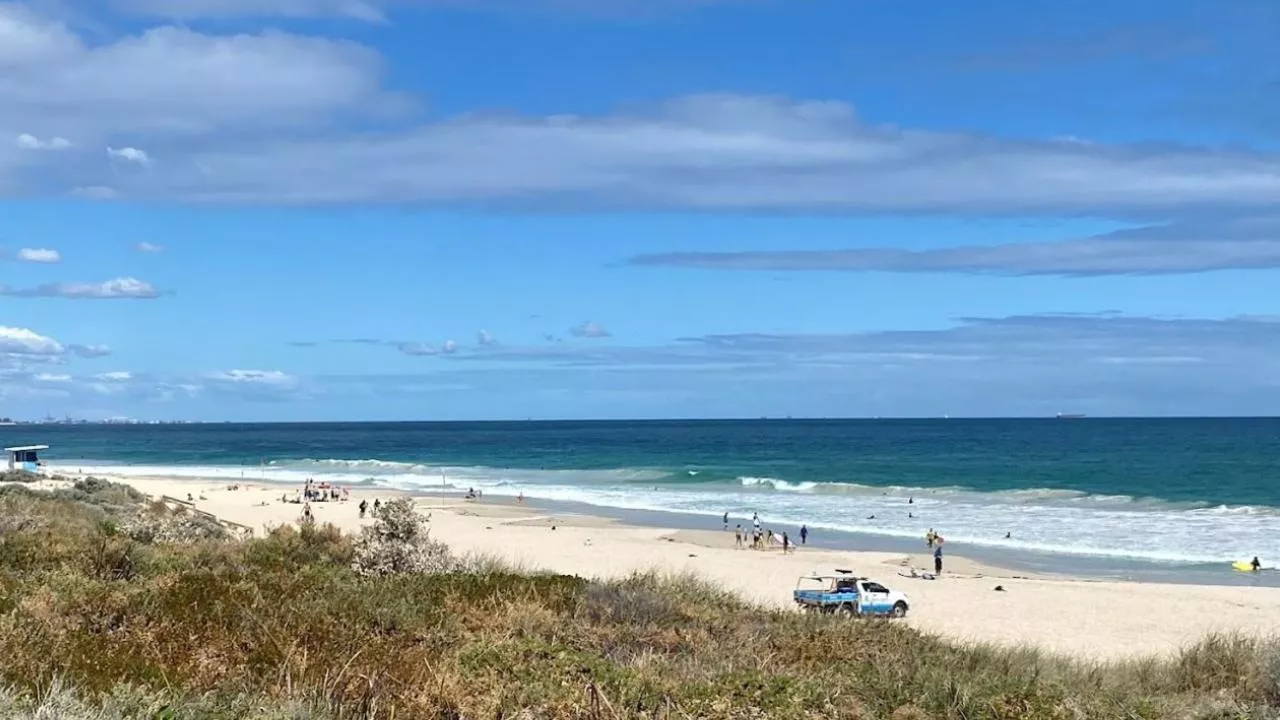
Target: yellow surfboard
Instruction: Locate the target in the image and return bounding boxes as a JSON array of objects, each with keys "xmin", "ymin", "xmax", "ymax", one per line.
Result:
[{"xmin": 1233, "ymin": 561, "xmax": 1257, "ymax": 572}]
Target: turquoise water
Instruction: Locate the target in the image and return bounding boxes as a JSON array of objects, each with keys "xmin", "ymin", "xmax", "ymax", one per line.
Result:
[{"xmin": 6, "ymin": 418, "xmax": 1278, "ymax": 567}]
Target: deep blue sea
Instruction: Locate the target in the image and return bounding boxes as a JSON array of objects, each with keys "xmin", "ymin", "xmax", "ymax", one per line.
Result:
[{"xmin": 5, "ymin": 419, "xmax": 1278, "ymax": 567}]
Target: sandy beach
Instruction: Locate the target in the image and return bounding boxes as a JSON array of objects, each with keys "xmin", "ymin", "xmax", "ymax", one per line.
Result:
[{"xmin": 40, "ymin": 472, "xmax": 1280, "ymax": 662}]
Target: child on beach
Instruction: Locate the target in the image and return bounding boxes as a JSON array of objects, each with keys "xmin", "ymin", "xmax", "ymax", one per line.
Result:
[
  {"xmin": 782, "ymin": 532, "xmax": 791, "ymax": 554},
  {"xmin": 734, "ymin": 525, "xmax": 744, "ymax": 548},
  {"xmin": 934, "ymin": 542, "xmax": 943, "ymax": 574}
]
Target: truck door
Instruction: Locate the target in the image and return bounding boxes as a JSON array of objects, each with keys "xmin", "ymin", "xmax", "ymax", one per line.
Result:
[{"xmin": 861, "ymin": 582, "xmax": 892, "ymax": 614}]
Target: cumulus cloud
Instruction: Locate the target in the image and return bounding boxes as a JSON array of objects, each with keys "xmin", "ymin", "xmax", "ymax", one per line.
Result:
[
  {"xmin": 441, "ymin": 339, "xmax": 458, "ymax": 354},
  {"xmin": 0, "ymin": 3, "xmax": 392, "ymax": 152},
  {"xmin": 477, "ymin": 329, "xmax": 496, "ymax": 346},
  {"xmin": 15, "ymin": 133, "xmax": 71, "ymax": 150},
  {"xmin": 69, "ymin": 343, "xmax": 112, "ymax": 358},
  {"xmin": 15, "ymin": 247, "xmax": 61, "ymax": 263},
  {"xmin": 107, "ymin": 146, "xmax": 152, "ymax": 165},
  {"xmin": 0, "ymin": 277, "xmax": 161, "ymax": 299},
  {"xmin": 34, "ymin": 373, "xmax": 71, "ymax": 382},
  {"xmin": 570, "ymin": 321, "xmax": 611, "ymax": 339},
  {"xmin": 135, "ymin": 241, "xmax": 164, "ymax": 253},
  {"xmin": 630, "ymin": 216, "xmax": 1280, "ymax": 277},
  {"xmin": 0, "ymin": 326, "xmax": 64, "ymax": 356}
]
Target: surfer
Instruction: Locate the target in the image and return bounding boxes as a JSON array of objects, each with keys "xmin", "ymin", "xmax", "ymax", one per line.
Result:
[{"xmin": 1254, "ymin": 556, "xmax": 1263, "ymax": 572}]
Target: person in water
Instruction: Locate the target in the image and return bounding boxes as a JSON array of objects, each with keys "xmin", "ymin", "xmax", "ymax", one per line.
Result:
[
  {"xmin": 1254, "ymin": 556, "xmax": 1264, "ymax": 572},
  {"xmin": 799, "ymin": 524, "xmax": 808, "ymax": 545}
]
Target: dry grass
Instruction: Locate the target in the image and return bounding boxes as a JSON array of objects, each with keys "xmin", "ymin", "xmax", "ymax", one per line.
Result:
[{"xmin": 1, "ymin": 483, "xmax": 1277, "ymax": 719}]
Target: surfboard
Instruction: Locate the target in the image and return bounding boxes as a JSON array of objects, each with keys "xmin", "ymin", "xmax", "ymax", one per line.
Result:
[{"xmin": 1233, "ymin": 560, "xmax": 1259, "ymax": 572}]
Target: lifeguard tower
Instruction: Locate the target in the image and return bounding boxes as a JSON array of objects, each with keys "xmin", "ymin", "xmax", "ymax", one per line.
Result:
[{"xmin": 5, "ymin": 445, "xmax": 49, "ymax": 473}]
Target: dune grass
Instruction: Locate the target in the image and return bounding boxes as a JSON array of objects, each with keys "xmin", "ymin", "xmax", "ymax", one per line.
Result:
[{"xmin": 0, "ymin": 484, "xmax": 1277, "ymax": 719}]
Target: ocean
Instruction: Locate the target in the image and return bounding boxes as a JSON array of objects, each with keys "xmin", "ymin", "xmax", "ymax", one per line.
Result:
[{"xmin": 6, "ymin": 418, "xmax": 1277, "ymax": 570}]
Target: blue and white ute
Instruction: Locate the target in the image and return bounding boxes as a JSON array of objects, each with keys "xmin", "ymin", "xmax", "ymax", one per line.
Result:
[{"xmin": 793, "ymin": 570, "xmax": 910, "ymax": 618}]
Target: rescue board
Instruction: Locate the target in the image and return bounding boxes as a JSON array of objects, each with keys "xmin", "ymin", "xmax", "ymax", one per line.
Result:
[{"xmin": 1233, "ymin": 560, "xmax": 1263, "ymax": 572}]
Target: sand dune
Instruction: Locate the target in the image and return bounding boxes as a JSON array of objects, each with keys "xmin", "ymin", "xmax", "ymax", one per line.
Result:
[{"xmin": 68, "ymin": 473, "xmax": 1280, "ymax": 661}]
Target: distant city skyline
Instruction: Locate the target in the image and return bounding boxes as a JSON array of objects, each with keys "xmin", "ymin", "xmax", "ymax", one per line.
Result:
[{"xmin": 2, "ymin": 0, "xmax": 1279, "ymax": 421}]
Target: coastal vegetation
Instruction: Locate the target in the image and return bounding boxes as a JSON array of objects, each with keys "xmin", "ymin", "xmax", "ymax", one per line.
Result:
[{"xmin": 1, "ymin": 480, "xmax": 1277, "ymax": 719}]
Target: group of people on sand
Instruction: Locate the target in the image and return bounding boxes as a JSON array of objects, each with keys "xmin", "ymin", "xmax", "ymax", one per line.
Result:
[
  {"xmin": 725, "ymin": 512, "xmax": 809, "ymax": 554},
  {"xmin": 282, "ymin": 478, "xmax": 349, "ymax": 505}
]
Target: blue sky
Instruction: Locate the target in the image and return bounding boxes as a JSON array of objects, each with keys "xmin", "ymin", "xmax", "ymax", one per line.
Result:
[{"xmin": 1, "ymin": 0, "xmax": 1279, "ymax": 421}]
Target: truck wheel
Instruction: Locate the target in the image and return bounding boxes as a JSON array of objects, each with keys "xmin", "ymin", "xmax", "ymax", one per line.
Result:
[
  {"xmin": 891, "ymin": 602, "xmax": 908, "ymax": 618},
  {"xmin": 839, "ymin": 604, "xmax": 857, "ymax": 617}
]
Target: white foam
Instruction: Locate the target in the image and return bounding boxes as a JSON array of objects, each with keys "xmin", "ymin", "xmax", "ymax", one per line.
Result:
[{"xmin": 50, "ymin": 460, "xmax": 1280, "ymax": 566}]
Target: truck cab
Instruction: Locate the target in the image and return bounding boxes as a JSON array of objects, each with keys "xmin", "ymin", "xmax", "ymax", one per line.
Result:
[{"xmin": 793, "ymin": 571, "xmax": 910, "ymax": 618}]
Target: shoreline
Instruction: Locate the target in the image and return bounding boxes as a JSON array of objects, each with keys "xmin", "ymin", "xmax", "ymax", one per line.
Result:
[
  {"xmin": 23, "ymin": 470, "xmax": 1280, "ymax": 662},
  {"xmin": 48, "ymin": 463, "xmax": 1278, "ymax": 588}
]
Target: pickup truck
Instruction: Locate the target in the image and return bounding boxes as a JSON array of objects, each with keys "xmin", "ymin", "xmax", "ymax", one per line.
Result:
[{"xmin": 793, "ymin": 571, "xmax": 910, "ymax": 618}]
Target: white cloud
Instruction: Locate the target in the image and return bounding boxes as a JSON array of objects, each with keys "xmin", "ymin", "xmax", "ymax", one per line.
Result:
[
  {"xmin": 114, "ymin": 0, "xmax": 388, "ymax": 21},
  {"xmin": 15, "ymin": 247, "xmax": 61, "ymax": 263},
  {"xmin": 94, "ymin": 371, "xmax": 134, "ymax": 381},
  {"xmin": 206, "ymin": 369, "xmax": 297, "ymax": 386},
  {"xmin": 570, "ymin": 321, "xmax": 611, "ymax": 339},
  {"xmin": 0, "ymin": 4, "xmax": 1273, "ymax": 217},
  {"xmin": 0, "ymin": 276, "xmax": 160, "ymax": 299},
  {"xmin": 107, "ymin": 146, "xmax": 151, "ymax": 165},
  {"xmin": 34, "ymin": 373, "xmax": 71, "ymax": 382},
  {"xmin": 0, "ymin": 4, "xmax": 391, "ymax": 145},
  {"xmin": 27, "ymin": 93, "xmax": 1268, "ymax": 213},
  {"xmin": 477, "ymin": 329, "xmax": 496, "ymax": 345},
  {"xmin": 69, "ymin": 343, "xmax": 112, "ymax": 358},
  {"xmin": 0, "ymin": 326, "xmax": 64, "ymax": 355},
  {"xmin": 15, "ymin": 133, "xmax": 71, "ymax": 150},
  {"xmin": 107, "ymin": 0, "xmax": 743, "ymax": 21},
  {"xmin": 135, "ymin": 241, "xmax": 164, "ymax": 253},
  {"xmin": 631, "ymin": 217, "xmax": 1280, "ymax": 277},
  {"xmin": 397, "ymin": 342, "xmax": 438, "ymax": 356},
  {"xmin": 442, "ymin": 339, "xmax": 458, "ymax": 354}
]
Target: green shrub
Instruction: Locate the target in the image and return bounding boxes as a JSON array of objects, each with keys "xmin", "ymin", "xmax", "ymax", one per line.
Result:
[{"xmin": 0, "ymin": 483, "xmax": 1276, "ymax": 719}]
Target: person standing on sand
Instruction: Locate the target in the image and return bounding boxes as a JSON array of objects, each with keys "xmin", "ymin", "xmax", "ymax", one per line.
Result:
[
  {"xmin": 934, "ymin": 542, "xmax": 943, "ymax": 575},
  {"xmin": 800, "ymin": 524, "xmax": 808, "ymax": 545},
  {"xmin": 358, "ymin": 499, "xmax": 368, "ymax": 518},
  {"xmin": 723, "ymin": 512, "xmax": 729, "ymax": 530},
  {"xmin": 734, "ymin": 525, "xmax": 743, "ymax": 548},
  {"xmin": 782, "ymin": 532, "xmax": 791, "ymax": 554}
]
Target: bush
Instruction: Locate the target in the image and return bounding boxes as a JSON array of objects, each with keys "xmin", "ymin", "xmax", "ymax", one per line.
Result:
[
  {"xmin": 350, "ymin": 497, "xmax": 454, "ymax": 576},
  {"xmin": 118, "ymin": 506, "xmax": 229, "ymax": 545},
  {"xmin": 2, "ymin": 481, "xmax": 1279, "ymax": 718}
]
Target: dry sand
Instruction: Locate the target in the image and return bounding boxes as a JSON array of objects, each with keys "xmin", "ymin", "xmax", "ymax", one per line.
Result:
[{"xmin": 42, "ymin": 472, "xmax": 1280, "ymax": 662}]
